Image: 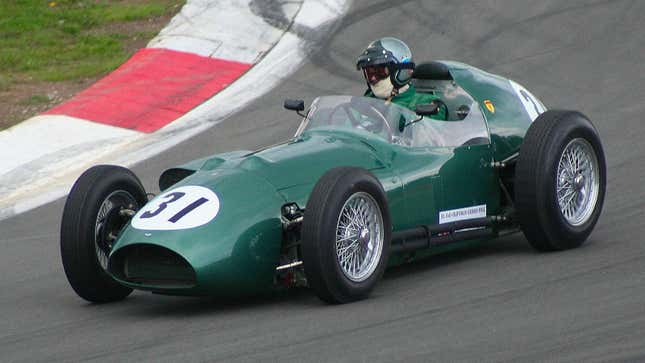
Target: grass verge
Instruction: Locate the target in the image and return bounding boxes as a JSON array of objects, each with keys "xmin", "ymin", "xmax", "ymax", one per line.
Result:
[{"xmin": 0, "ymin": 0, "xmax": 185, "ymax": 130}]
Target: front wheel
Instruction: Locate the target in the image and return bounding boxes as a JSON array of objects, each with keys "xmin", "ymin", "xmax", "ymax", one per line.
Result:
[
  {"xmin": 61, "ymin": 165, "xmax": 147, "ymax": 303},
  {"xmin": 515, "ymin": 110, "xmax": 606, "ymax": 251},
  {"xmin": 301, "ymin": 167, "xmax": 391, "ymax": 304}
]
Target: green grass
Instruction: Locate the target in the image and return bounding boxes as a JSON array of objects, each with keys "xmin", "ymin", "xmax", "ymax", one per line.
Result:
[
  {"xmin": 20, "ymin": 94, "xmax": 50, "ymax": 105},
  {"xmin": 0, "ymin": 74, "xmax": 9, "ymax": 92},
  {"xmin": 0, "ymin": 0, "xmax": 183, "ymax": 83}
]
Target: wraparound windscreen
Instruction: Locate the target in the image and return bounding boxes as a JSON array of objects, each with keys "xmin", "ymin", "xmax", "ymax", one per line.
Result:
[{"xmin": 295, "ymin": 96, "xmax": 489, "ymax": 148}]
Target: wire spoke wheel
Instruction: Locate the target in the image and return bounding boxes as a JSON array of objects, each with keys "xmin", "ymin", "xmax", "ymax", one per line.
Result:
[
  {"xmin": 556, "ymin": 138, "xmax": 600, "ymax": 226},
  {"xmin": 335, "ymin": 192, "xmax": 384, "ymax": 282},
  {"xmin": 61, "ymin": 165, "xmax": 147, "ymax": 302},
  {"xmin": 94, "ymin": 190, "xmax": 139, "ymax": 271},
  {"xmin": 516, "ymin": 110, "xmax": 605, "ymax": 251},
  {"xmin": 301, "ymin": 167, "xmax": 391, "ymax": 303}
]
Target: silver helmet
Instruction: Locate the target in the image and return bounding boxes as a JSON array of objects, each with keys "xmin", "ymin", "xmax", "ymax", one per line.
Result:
[{"xmin": 356, "ymin": 37, "xmax": 415, "ymax": 89}]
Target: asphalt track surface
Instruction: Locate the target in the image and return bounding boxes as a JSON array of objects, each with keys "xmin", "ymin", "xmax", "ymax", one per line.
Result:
[{"xmin": 2, "ymin": 1, "xmax": 644, "ymax": 361}]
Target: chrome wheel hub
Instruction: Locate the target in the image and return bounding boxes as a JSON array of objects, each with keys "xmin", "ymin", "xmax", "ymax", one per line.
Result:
[
  {"xmin": 556, "ymin": 138, "xmax": 600, "ymax": 226},
  {"xmin": 358, "ymin": 228, "xmax": 370, "ymax": 244},
  {"xmin": 335, "ymin": 192, "xmax": 384, "ymax": 282},
  {"xmin": 574, "ymin": 174, "xmax": 585, "ymax": 190},
  {"xmin": 94, "ymin": 190, "xmax": 138, "ymax": 270}
]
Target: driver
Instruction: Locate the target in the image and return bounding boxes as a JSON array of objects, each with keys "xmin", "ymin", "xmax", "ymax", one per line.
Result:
[{"xmin": 356, "ymin": 37, "xmax": 446, "ymax": 120}]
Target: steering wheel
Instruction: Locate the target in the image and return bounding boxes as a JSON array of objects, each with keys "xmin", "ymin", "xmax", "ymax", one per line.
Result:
[
  {"xmin": 325, "ymin": 100, "xmax": 393, "ymax": 142},
  {"xmin": 348, "ymin": 98, "xmax": 394, "ymax": 142},
  {"xmin": 342, "ymin": 104, "xmax": 361, "ymax": 127},
  {"xmin": 325, "ymin": 103, "xmax": 360, "ymax": 126}
]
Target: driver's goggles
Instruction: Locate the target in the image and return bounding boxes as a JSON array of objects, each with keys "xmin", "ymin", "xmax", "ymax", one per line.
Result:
[{"xmin": 363, "ymin": 66, "xmax": 389, "ymax": 85}]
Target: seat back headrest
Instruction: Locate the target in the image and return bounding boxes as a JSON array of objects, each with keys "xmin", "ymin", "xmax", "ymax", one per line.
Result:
[{"xmin": 413, "ymin": 61, "xmax": 452, "ymax": 80}]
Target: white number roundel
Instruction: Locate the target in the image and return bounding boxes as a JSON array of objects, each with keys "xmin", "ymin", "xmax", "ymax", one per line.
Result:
[
  {"xmin": 509, "ymin": 80, "xmax": 547, "ymax": 122},
  {"xmin": 131, "ymin": 185, "xmax": 220, "ymax": 230}
]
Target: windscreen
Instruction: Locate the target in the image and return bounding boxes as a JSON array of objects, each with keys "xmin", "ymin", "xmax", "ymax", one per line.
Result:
[{"xmin": 294, "ymin": 96, "xmax": 489, "ymax": 148}]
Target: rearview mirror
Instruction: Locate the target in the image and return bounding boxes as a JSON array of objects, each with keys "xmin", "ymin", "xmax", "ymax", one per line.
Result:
[
  {"xmin": 284, "ymin": 99, "xmax": 305, "ymax": 112},
  {"xmin": 415, "ymin": 102, "xmax": 439, "ymax": 116}
]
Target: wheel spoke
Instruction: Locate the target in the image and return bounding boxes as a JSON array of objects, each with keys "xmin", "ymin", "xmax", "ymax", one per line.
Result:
[
  {"xmin": 335, "ymin": 192, "xmax": 384, "ymax": 282},
  {"xmin": 337, "ymin": 243, "xmax": 356, "ymax": 259},
  {"xmin": 336, "ymin": 235, "xmax": 358, "ymax": 244},
  {"xmin": 558, "ymin": 189, "xmax": 575, "ymax": 205},
  {"xmin": 565, "ymin": 190, "xmax": 577, "ymax": 207},
  {"xmin": 557, "ymin": 181, "xmax": 571, "ymax": 192},
  {"xmin": 93, "ymin": 191, "xmax": 138, "ymax": 271},
  {"xmin": 556, "ymin": 138, "xmax": 600, "ymax": 226}
]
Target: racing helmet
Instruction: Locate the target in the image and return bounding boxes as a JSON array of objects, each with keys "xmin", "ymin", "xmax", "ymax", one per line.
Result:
[{"xmin": 356, "ymin": 37, "xmax": 415, "ymax": 92}]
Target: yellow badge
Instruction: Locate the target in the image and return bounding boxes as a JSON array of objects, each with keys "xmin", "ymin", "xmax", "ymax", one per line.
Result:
[{"xmin": 484, "ymin": 100, "xmax": 495, "ymax": 113}]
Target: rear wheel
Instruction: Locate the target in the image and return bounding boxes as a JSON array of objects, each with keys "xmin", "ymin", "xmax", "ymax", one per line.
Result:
[
  {"xmin": 61, "ymin": 165, "xmax": 147, "ymax": 303},
  {"xmin": 515, "ymin": 110, "xmax": 606, "ymax": 251},
  {"xmin": 301, "ymin": 167, "xmax": 391, "ymax": 304}
]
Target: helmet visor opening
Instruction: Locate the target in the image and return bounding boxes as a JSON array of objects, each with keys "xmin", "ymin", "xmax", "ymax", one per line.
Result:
[{"xmin": 363, "ymin": 65, "xmax": 390, "ymax": 85}]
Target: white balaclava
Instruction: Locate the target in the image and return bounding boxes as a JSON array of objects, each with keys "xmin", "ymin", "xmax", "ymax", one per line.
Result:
[
  {"xmin": 369, "ymin": 77, "xmax": 395, "ymax": 99},
  {"xmin": 370, "ymin": 77, "xmax": 409, "ymax": 99}
]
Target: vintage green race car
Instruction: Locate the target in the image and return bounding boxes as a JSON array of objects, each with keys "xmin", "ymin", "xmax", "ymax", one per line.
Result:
[{"xmin": 61, "ymin": 61, "xmax": 606, "ymax": 304}]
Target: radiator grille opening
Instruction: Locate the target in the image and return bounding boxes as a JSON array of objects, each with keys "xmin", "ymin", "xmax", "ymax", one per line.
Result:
[{"xmin": 109, "ymin": 244, "xmax": 196, "ymax": 288}]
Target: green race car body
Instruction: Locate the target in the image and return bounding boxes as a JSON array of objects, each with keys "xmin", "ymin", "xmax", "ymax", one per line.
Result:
[{"xmin": 105, "ymin": 61, "xmax": 550, "ymax": 297}]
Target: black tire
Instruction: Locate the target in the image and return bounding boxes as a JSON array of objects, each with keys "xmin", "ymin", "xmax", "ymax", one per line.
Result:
[
  {"xmin": 301, "ymin": 167, "xmax": 391, "ymax": 304},
  {"xmin": 515, "ymin": 110, "xmax": 606, "ymax": 251},
  {"xmin": 61, "ymin": 165, "xmax": 147, "ymax": 303}
]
